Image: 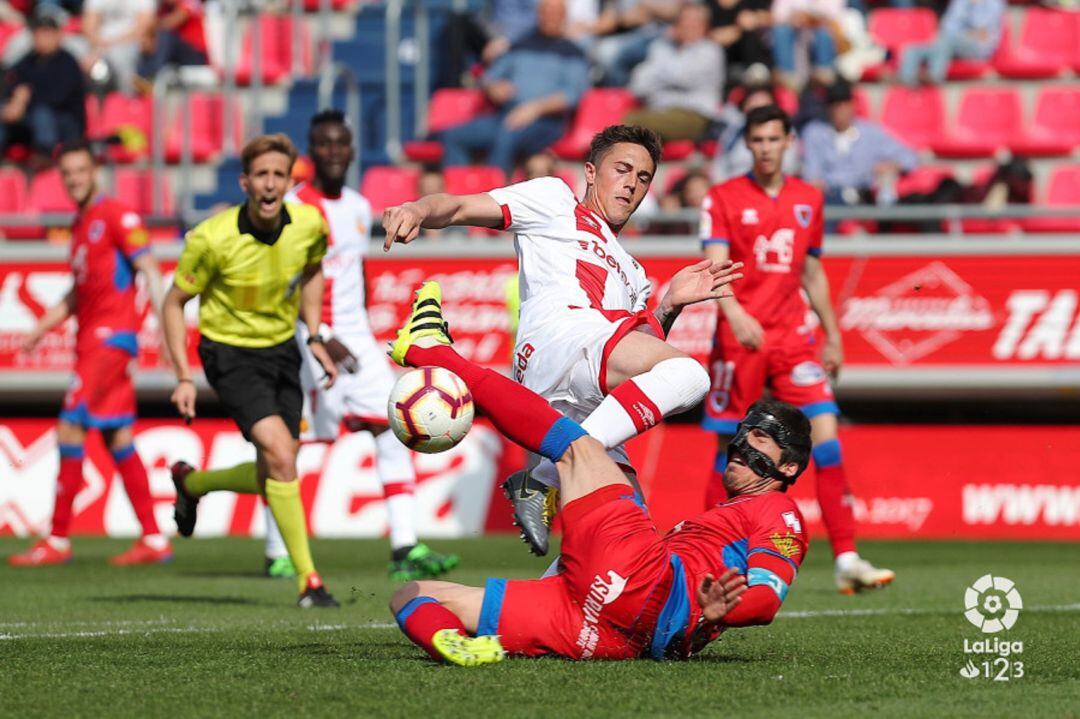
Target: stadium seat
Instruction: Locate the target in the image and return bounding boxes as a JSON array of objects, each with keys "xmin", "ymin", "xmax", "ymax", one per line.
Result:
[
  {"xmin": 662, "ymin": 141, "xmax": 695, "ymax": 161},
  {"xmin": 301, "ymin": 0, "xmax": 354, "ymax": 9},
  {"xmin": 95, "ymin": 93, "xmax": 154, "ymax": 163},
  {"xmin": 443, "ymin": 166, "xmax": 507, "ymax": 195},
  {"xmin": 360, "ymin": 166, "xmax": 420, "ymax": 215},
  {"xmin": 403, "ymin": 88, "xmax": 490, "ymax": 163},
  {"xmin": 0, "ymin": 22, "xmax": 19, "ymax": 58},
  {"xmin": 550, "ymin": 89, "xmax": 638, "ymax": 160},
  {"xmin": 235, "ymin": 15, "xmax": 313, "ymax": 85},
  {"xmin": 1010, "ymin": 87, "xmax": 1080, "ymax": 157},
  {"xmin": 27, "ymin": 169, "xmax": 76, "ymax": 214},
  {"xmin": 114, "ymin": 169, "xmax": 174, "ymax": 216},
  {"xmin": 1023, "ymin": 165, "xmax": 1080, "ymax": 233},
  {"xmin": 164, "ymin": 93, "xmax": 243, "ymax": 163},
  {"xmin": 930, "ymin": 88, "xmax": 1022, "ymax": 158},
  {"xmin": 994, "ymin": 7, "xmax": 1077, "ymax": 79},
  {"xmin": 0, "ymin": 168, "xmax": 32, "ymax": 240},
  {"xmin": 864, "ymin": 8, "xmax": 938, "ymax": 80},
  {"xmin": 509, "ymin": 168, "xmax": 581, "ymax": 195},
  {"xmin": 896, "ymin": 165, "xmax": 954, "ymax": 198},
  {"xmin": 880, "ymin": 86, "xmax": 945, "ymax": 151},
  {"xmin": 943, "ymin": 24, "xmax": 1007, "ymax": 81}
]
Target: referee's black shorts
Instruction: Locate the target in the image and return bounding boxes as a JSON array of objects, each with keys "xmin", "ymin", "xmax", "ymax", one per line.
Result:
[{"xmin": 198, "ymin": 336, "xmax": 302, "ymax": 440}]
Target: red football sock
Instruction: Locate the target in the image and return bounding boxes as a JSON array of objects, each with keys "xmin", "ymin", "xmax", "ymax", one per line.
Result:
[
  {"xmin": 395, "ymin": 596, "xmax": 467, "ymax": 661},
  {"xmin": 51, "ymin": 445, "xmax": 85, "ymax": 538},
  {"xmin": 406, "ymin": 344, "xmax": 584, "ymax": 461},
  {"xmin": 816, "ymin": 463, "xmax": 857, "ymax": 557},
  {"xmin": 111, "ymin": 444, "xmax": 161, "ymax": 536}
]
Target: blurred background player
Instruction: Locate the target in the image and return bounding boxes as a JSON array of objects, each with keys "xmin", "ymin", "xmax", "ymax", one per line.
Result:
[
  {"xmin": 699, "ymin": 105, "xmax": 894, "ymax": 595},
  {"xmin": 8, "ymin": 140, "xmax": 171, "ymax": 567},
  {"xmin": 387, "ymin": 283, "xmax": 808, "ymax": 665},
  {"xmin": 256, "ymin": 110, "xmax": 459, "ymax": 581},
  {"xmin": 382, "ymin": 125, "xmax": 742, "ymax": 557},
  {"xmin": 161, "ymin": 134, "xmax": 340, "ymax": 608}
]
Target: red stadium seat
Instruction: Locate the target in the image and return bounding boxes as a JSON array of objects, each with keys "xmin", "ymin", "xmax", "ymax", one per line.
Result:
[
  {"xmin": 443, "ymin": 166, "xmax": 506, "ymax": 195},
  {"xmin": 509, "ymin": 168, "xmax": 581, "ymax": 195},
  {"xmin": 301, "ymin": 0, "xmax": 354, "ymax": 9},
  {"xmin": 944, "ymin": 24, "xmax": 1007, "ymax": 81},
  {"xmin": 114, "ymin": 169, "xmax": 174, "ymax": 216},
  {"xmin": 27, "ymin": 169, "xmax": 76, "ymax": 213},
  {"xmin": 896, "ymin": 165, "xmax": 954, "ymax": 198},
  {"xmin": 235, "ymin": 15, "xmax": 312, "ymax": 85},
  {"xmin": 403, "ymin": 88, "xmax": 491, "ymax": 163},
  {"xmin": 930, "ymin": 88, "xmax": 1022, "ymax": 158},
  {"xmin": 880, "ymin": 86, "xmax": 945, "ymax": 151},
  {"xmin": 96, "ymin": 93, "xmax": 154, "ymax": 163},
  {"xmin": 662, "ymin": 141, "xmax": 695, "ymax": 161},
  {"xmin": 1023, "ymin": 165, "xmax": 1080, "ymax": 233},
  {"xmin": 994, "ymin": 8, "xmax": 1077, "ymax": 79},
  {"xmin": 0, "ymin": 22, "xmax": 19, "ymax": 58},
  {"xmin": 1010, "ymin": 87, "xmax": 1080, "ymax": 157},
  {"xmin": 550, "ymin": 89, "xmax": 639, "ymax": 160},
  {"xmin": 864, "ymin": 8, "xmax": 938, "ymax": 80},
  {"xmin": 164, "ymin": 94, "xmax": 243, "ymax": 163},
  {"xmin": 0, "ymin": 168, "xmax": 31, "ymax": 239},
  {"xmin": 360, "ymin": 166, "xmax": 420, "ymax": 215}
]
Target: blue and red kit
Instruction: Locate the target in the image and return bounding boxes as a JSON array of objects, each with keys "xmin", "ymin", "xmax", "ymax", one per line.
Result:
[
  {"xmin": 477, "ymin": 484, "xmax": 807, "ymax": 660},
  {"xmin": 60, "ymin": 198, "xmax": 150, "ymax": 429},
  {"xmin": 699, "ymin": 174, "xmax": 837, "ymax": 434}
]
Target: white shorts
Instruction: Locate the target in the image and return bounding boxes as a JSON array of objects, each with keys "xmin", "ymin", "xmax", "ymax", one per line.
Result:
[
  {"xmin": 513, "ymin": 305, "xmax": 662, "ymax": 480},
  {"xmin": 297, "ymin": 325, "xmax": 397, "ymax": 441}
]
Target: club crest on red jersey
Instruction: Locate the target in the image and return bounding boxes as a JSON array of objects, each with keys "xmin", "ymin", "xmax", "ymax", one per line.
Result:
[
  {"xmin": 88, "ymin": 219, "xmax": 106, "ymax": 243},
  {"xmin": 794, "ymin": 204, "xmax": 813, "ymax": 228}
]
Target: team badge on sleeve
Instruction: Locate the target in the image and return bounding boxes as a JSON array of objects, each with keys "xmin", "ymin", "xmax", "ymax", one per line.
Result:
[
  {"xmin": 769, "ymin": 532, "xmax": 801, "ymax": 559},
  {"xmin": 794, "ymin": 204, "xmax": 813, "ymax": 228}
]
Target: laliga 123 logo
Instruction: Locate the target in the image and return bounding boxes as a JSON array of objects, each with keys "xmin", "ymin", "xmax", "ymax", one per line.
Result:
[{"xmin": 959, "ymin": 574, "xmax": 1025, "ymax": 681}]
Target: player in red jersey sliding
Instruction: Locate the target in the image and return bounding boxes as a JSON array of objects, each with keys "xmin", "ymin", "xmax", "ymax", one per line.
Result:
[
  {"xmin": 9, "ymin": 140, "xmax": 171, "ymax": 567},
  {"xmin": 383, "ymin": 125, "xmax": 742, "ymax": 558},
  {"xmin": 386, "ymin": 282, "xmax": 810, "ymax": 665},
  {"xmin": 699, "ymin": 105, "xmax": 893, "ymax": 595}
]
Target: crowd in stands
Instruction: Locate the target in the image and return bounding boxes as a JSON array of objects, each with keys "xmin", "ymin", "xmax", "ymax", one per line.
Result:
[
  {"xmin": 420, "ymin": 0, "xmax": 1078, "ymax": 233},
  {"xmin": 0, "ymin": 0, "xmax": 207, "ymax": 173}
]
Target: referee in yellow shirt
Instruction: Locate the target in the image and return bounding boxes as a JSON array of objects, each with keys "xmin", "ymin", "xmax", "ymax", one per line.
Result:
[{"xmin": 162, "ymin": 134, "xmax": 339, "ymax": 608}]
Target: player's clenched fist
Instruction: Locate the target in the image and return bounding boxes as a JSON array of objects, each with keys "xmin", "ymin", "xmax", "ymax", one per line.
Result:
[
  {"xmin": 382, "ymin": 203, "xmax": 425, "ymax": 251},
  {"xmin": 171, "ymin": 379, "xmax": 197, "ymax": 422}
]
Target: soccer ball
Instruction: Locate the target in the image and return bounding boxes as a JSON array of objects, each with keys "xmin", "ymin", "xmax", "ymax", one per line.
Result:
[{"xmin": 388, "ymin": 367, "xmax": 474, "ymax": 453}]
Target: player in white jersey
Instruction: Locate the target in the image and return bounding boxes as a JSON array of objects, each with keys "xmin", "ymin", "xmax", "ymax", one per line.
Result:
[
  {"xmin": 383, "ymin": 125, "xmax": 742, "ymax": 556},
  {"xmin": 262, "ymin": 111, "xmax": 459, "ymax": 581}
]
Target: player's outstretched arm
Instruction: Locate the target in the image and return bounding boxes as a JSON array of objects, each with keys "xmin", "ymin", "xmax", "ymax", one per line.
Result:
[
  {"xmin": 21, "ymin": 287, "xmax": 76, "ymax": 353},
  {"xmin": 696, "ymin": 568, "xmax": 748, "ymax": 625},
  {"xmin": 162, "ymin": 284, "xmax": 197, "ymax": 421},
  {"xmin": 382, "ymin": 193, "xmax": 505, "ymax": 251}
]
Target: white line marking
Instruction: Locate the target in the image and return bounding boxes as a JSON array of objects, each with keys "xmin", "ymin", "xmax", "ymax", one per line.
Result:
[
  {"xmin": 0, "ymin": 620, "xmax": 398, "ymax": 641},
  {"xmin": 778, "ymin": 603, "xmax": 1080, "ymax": 619}
]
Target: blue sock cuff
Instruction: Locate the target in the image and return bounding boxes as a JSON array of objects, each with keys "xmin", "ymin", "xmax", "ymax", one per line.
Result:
[
  {"xmin": 538, "ymin": 417, "xmax": 588, "ymax": 462},
  {"xmin": 812, "ymin": 439, "xmax": 843, "ymax": 469},
  {"xmin": 713, "ymin": 451, "xmax": 728, "ymax": 473},
  {"xmin": 58, "ymin": 443, "xmax": 85, "ymax": 460},
  {"xmin": 109, "ymin": 444, "xmax": 136, "ymax": 462},
  {"xmin": 395, "ymin": 596, "xmax": 438, "ymax": 627}
]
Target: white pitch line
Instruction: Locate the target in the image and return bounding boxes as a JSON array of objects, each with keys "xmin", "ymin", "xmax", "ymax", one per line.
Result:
[
  {"xmin": 779, "ymin": 603, "xmax": 1080, "ymax": 620},
  {"xmin": 0, "ymin": 620, "xmax": 398, "ymax": 641}
]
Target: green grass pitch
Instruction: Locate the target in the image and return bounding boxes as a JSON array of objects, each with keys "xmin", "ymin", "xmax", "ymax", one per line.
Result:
[{"xmin": 1, "ymin": 537, "xmax": 1077, "ymax": 718}]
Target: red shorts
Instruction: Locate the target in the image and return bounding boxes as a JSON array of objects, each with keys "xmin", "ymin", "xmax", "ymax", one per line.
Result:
[
  {"xmin": 60, "ymin": 344, "xmax": 137, "ymax": 429},
  {"xmin": 478, "ymin": 485, "xmax": 674, "ymax": 660},
  {"xmin": 702, "ymin": 325, "xmax": 838, "ymax": 434}
]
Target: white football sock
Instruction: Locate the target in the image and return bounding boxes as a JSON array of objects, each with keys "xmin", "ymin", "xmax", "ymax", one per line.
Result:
[
  {"xmin": 263, "ymin": 503, "xmax": 288, "ymax": 560},
  {"xmin": 835, "ymin": 551, "xmax": 861, "ymax": 571},
  {"xmin": 377, "ymin": 430, "xmax": 419, "ymax": 550},
  {"xmin": 581, "ymin": 356, "xmax": 710, "ymax": 449}
]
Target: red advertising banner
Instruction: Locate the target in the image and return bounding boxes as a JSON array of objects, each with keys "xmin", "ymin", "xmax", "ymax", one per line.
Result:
[
  {"xmin": 2, "ymin": 419, "xmax": 1077, "ymax": 540},
  {"xmin": 2, "ymin": 253, "xmax": 1079, "ymax": 377}
]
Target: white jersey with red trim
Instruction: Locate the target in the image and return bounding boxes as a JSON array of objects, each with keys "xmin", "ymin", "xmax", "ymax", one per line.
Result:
[
  {"xmin": 287, "ymin": 182, "xmax": 372, "ymax": 336},
  {"xmin": 489, "ymin": 177, "xmax": 652, "ymax": 320}
]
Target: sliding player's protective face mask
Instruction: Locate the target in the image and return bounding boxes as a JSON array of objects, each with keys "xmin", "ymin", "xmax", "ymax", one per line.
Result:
[{"xmin": 729, "ymin": 409, "xmax": 812, "ymax": 486}]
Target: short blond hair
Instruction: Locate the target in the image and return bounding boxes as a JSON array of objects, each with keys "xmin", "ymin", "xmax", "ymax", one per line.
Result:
[{"xmin": 241, "ymin": 133, "xmax": 298, "ymax": 174}]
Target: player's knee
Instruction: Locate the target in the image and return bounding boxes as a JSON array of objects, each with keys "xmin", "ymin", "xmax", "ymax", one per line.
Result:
[
  {"xmin": 262, "ymin": 445, "xmax": 298, "ymax": 479},
  {"xmin": 657, "ymin": 356, "xmax": 711, "ymax": 408},
  {"xmin": 390, "ymin": 582, "xmax": 420, "ymax": 614}
]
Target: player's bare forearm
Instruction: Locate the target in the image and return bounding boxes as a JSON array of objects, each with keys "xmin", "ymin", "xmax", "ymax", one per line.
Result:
[
  {"xmin": 299, "ymin": 264, "xmax": 325, "ymax": 337},
  {"xmin": 802, "ymin": 255, "xmax": 841, "ymax": 342},
  {"xmin": 162, "ymin": 285, "xmax": 193, "ymax": 381},
  {"xmin": 133, "ymin": 253, "xmax": 167, "ymax": 337},
  {"xmin": 382, "ymin": 193, "xmax": 503, "ymax": 249},
  {"xmin": 24, "ymin": 287, "xmax": 76, "ymax": 350}
]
